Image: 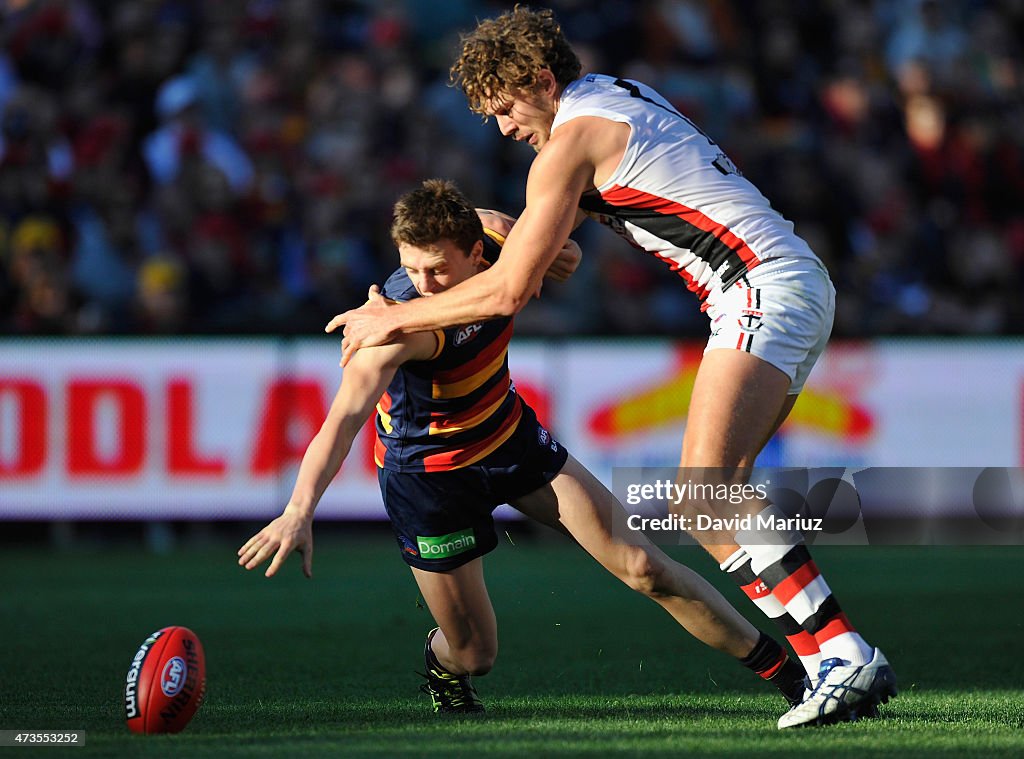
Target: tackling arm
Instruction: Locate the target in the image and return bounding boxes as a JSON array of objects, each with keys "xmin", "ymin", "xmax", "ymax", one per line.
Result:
[
  {"xmin": 477, "ymin": 207, "xmax": 582, "ymax": 283},
  {"xmin": 326, "ymin": 134, "xmax": 594, "ymax": 363}
]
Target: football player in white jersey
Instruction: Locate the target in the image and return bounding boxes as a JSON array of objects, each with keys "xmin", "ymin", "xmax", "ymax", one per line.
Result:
[{"xmin": 326, "ymin": 6, "xmax": 896, "ymax": 729}]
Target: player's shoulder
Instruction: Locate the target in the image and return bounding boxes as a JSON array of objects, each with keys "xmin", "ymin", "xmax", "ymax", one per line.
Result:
[
  {"xmin": 380, "ymin": 267, "xmax": 419, "ymax": 302},
  {"xmin": 541, "ymin": 115, "xmax": 626, "ymax": 188},
  {"xmin": 549, "ymin": 114, "xmax": 624, "ymax": 147},
  {"xmin": 477, "ymin": 209, "xmax": 515, "ymax": 239}
]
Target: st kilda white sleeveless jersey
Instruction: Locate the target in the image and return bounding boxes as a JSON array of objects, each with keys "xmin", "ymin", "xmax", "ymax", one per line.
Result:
[{"xmin": 553, "ymin": 74, "xmax": 818, "ymax": 303}]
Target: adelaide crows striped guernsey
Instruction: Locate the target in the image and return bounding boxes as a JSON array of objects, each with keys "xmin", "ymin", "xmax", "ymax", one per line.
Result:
[
  {"xmin": 373, "ymin": 231, "xmax": 523, "ymax": 472},
  {"xmin": 554, "ymin": 74, "xmax": 818, "ymax": 306}
]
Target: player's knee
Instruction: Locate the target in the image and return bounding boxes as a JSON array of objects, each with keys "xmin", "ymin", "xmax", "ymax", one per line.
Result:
[
  {"xmin": 621, "ymin": 549, "xmax": 667, "ymax": 598},
  {"xmin": 679, "ymin": 449, "xmax": 756, "ymax": 475},
  {"xmin": 460, "ymin": 647, "xmax": 497, "ymax": 676},
  {"xmin": 464, "ymin": 650, "xmax": 496, "ymax": 676},
  {"xmin": 449, "ymin": 640, "xmax": 497, "ymax": 675},
  {"xmin": 670, "ymin": 497, "xmax": 703, "ymax": 522}
]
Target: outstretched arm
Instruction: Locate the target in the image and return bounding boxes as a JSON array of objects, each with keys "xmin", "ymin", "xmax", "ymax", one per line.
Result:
[
  {"xmin": 326, "ymin": 132, "xmax": 595, "ymax": 364},
  {"xmin": 237, "ymin": 333, "xmax": 435, "ymax": 577}
]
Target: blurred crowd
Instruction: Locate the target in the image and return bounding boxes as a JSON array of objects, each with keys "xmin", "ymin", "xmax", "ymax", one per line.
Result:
[{"xmin": 1, "ymin": 0, "xmax": 1022, "ymax": 337}]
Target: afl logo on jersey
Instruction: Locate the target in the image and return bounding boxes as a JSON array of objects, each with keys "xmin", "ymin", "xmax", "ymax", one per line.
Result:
[
  {"xmin": 454, "ymin": 323, "xmax": 483, "ymax": 346},
  {"xmin": 537, "ymin": 426, "xmax": 558, "ymax": 452}
]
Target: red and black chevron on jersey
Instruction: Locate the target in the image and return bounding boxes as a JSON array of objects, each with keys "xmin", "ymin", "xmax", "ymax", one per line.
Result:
[
  {"xmin": 555, "ymin": 74, "xmax": 819, "ymax": 301},
  {"xmin": 373, "ymin": 242, "xmax": 521, "ymax": 472}
]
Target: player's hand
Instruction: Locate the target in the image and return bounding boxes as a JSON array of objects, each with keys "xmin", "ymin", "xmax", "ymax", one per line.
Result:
[
  {"xmin": 237, "ymin": 506, "xmax": 314, "ymax": 578},
  {"xmin": 325, "ymin": 298, "xmax": 400, "ymax": 366},
  {"xmin": 544, "ymin": 239, "xmax": 582, "ymax": 282}
]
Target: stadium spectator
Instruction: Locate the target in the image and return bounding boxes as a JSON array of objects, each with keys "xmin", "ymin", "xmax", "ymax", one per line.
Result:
[
  {"xmin": 143, "ymin": 75, "xmax": 254, "ymax": 194},
  {"xmin": 0, "ymin": 0, "xmax": 1020, "ymax": 337}
]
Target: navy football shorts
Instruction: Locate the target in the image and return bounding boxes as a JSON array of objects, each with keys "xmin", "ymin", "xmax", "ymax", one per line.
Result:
[{"xmin": 378, "ymin": 405, "xmax": 569, "ymax": 572}]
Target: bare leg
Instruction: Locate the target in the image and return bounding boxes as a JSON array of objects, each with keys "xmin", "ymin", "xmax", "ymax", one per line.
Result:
[
  {"xmin": 679, "ymin": 349, "xmax": 796, "ymax": 562},
  {"xmin": 513, "ymin": 455, "xmax": 759, "ymax": 658},
  {"xmin": 410, "ymin": 558, "xmax": 497, "ymax": 675},
  {"xmin": 681, "ymin": 348, "xmax": 876, "ymax": 678}
]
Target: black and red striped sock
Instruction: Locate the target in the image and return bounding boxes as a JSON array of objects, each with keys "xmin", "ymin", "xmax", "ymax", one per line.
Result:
[{"xmin": 738, "ymin": 632, "xmax": 806, "ymax": 706}]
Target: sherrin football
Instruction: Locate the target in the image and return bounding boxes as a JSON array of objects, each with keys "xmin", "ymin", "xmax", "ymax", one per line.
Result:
[{"xmin": 124, "ymin": 626, "xmax": 206, "ymax": 734}]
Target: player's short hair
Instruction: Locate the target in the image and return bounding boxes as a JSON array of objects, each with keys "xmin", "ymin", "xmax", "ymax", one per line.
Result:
[
  {"xmin": 391, "ymin": 179, "xmax": 483, "ymax": 256},
  {"xmin": 450, "ymin": 5, "xmax": 582, "ymax": 116}
]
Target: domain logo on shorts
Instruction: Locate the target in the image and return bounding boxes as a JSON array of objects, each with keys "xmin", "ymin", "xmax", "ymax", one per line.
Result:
[{"xmin": 417, "ymin": 529, "xmax": 476, "ymax": 559}]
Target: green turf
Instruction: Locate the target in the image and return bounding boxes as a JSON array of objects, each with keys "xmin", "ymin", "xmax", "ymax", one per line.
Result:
[{"xmin": 1, "ymin": 530, "xmax": 1023, "ymax": 757}]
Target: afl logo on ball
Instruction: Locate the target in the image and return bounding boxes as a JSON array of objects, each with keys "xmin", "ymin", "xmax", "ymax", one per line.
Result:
[{"xmin": 161, "ymin": 656, "xmax": 187, "ymax": 697}]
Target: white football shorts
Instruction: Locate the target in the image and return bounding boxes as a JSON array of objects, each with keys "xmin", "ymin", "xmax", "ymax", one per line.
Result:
[{"xmin": 703, "ymin": 257, "xmax": 835, "ymax": 394}]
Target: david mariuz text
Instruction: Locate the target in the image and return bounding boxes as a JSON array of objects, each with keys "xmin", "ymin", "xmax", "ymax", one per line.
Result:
[{"xmin": 626, "ymin": 513, "xmax": 825, "ymax": 532}]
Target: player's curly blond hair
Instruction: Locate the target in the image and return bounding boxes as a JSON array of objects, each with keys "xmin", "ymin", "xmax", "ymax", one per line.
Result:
[
  {"xmin": 450, "ymin": 5, "xmax": 581, "ymax": 116},
  {"xmin": 391, "ymin": 179, "xmax": 483, "ymax": 255}
]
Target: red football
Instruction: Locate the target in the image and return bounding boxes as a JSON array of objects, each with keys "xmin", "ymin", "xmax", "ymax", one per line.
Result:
[{"xmin": 124, "ymin": 626, "xmax": 206, "ymax": 734}]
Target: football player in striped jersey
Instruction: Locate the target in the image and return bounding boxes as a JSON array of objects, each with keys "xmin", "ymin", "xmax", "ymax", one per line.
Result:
[{"xmin": 242, "ymin": 179, "xmax": 808, "ymax": 716}]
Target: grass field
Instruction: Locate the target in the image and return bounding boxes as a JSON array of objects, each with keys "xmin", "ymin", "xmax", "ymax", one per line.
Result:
[{"xmin": 2, "ymin": 527, "xmax": 1023, "ymax": 757}]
